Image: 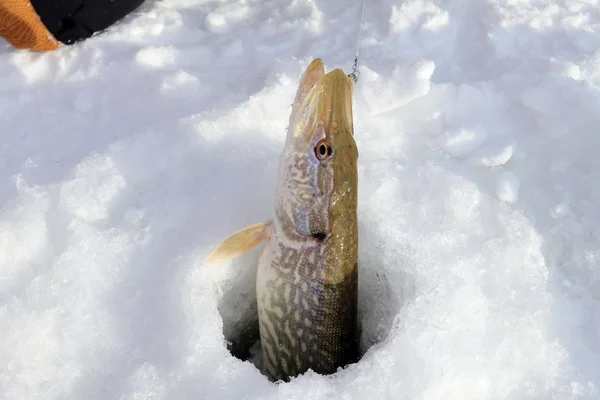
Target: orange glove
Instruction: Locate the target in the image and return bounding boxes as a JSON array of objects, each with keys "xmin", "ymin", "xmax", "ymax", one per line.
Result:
[{"xmin": 0, "ymin": 0, "xmax": 61, "ymax": 51}]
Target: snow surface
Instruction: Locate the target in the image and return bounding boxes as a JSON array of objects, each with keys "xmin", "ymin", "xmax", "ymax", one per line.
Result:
[{"xmin": 2, "ymin": 0, "xmax": 600, "ymax": 399}]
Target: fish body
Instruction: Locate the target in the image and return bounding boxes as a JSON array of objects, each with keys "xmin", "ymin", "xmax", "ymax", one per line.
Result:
[{"xmin": 206, "ymin": 58, "xmax": 359, "ymax": 382}]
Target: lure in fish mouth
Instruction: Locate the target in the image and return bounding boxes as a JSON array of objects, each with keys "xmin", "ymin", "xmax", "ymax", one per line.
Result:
[{"xmin": 206, "ymin": 58, "xmax": 359, "ymax": 382}]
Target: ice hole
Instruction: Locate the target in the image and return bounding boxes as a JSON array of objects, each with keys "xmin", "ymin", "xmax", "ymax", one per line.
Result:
[{"xmin": 216, "ymin": 221, "xmax": 415, "ymax": 381}]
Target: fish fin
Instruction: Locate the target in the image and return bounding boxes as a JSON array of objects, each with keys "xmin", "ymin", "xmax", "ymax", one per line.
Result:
[{"xmin": 204, "ymin": 221, "xmax": 271, "ymax": 264}]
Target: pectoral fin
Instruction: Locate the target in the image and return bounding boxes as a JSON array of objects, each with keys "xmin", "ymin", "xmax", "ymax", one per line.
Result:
[{"xmin": 204, "ymin": 221, "xmax": 271, "ymax": 264}]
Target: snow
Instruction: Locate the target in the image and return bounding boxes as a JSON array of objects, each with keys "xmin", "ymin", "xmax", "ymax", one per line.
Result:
[
  {"xmin": 496, "ymin": 172, "xmax": 520, "ymax": 204},
  {"xmin": 1, "ymin": 0, "xmax": 600, "ymax": 398}
]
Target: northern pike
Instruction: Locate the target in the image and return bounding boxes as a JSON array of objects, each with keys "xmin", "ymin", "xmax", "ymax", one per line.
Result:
[{"xmin": 205, "ymin": 58, "xmax": 359, "ymax": 382}]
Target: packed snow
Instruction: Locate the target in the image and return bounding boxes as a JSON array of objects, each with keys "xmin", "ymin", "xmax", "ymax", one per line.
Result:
[{"xmin": 2, "ymin": 0, "xmax": 600, "ymax": 398}]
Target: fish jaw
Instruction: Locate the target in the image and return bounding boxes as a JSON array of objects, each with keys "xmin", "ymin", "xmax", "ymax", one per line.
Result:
[{"xmin": 290, "ymin": 67, "xmax": 355, "ymax": 144}]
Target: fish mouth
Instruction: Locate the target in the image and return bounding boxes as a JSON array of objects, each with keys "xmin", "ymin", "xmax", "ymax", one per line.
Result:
[
  {"xmin": 307, "ymin": 68, "xmax": 354, "ymax": 140},
  {"xmin": 289, "ymin": 60, "xmax": 354, "ymax": 145}
]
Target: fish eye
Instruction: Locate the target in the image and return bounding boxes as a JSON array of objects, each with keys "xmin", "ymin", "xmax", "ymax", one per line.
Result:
[{"xmin": 315, "ymin": 139, "xmax": 333, "ymax": 161}]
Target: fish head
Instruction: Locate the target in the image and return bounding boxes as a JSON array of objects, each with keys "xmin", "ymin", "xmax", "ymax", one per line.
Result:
[{"xmin": 275, "ymin": 58, "xmax": 358, "ymax": 243}]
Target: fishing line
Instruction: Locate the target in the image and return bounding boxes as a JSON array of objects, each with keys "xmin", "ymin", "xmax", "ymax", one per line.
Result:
[{"xmin": 348, "ymin": 0, "xmax": 368, "ymax": 84}]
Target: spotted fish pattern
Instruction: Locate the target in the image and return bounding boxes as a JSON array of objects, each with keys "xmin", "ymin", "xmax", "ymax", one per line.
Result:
[{"xmin": 257, "ymin": 241, "xmax": 359, "ymax": 382}]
